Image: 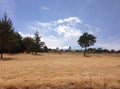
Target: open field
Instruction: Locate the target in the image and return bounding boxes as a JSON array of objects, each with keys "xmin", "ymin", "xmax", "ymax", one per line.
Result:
[{"xmin": 0, "ymin": 53, "xmax": 120, "ymax": 89}]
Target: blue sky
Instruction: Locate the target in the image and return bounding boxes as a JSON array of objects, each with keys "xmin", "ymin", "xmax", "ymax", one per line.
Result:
[{"xmin": 0, "ymin": 0, "xmax": 120, "ymax": 50}]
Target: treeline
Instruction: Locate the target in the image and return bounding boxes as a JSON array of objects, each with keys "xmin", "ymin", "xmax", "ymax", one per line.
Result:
[
  {"xmin": 1, "ymin": 31, "xmax": 48, "ymax": 54},
  {"xmin": 74, "ymin": 48, "xmax": 120, "ymax": 53},
  {"xmin": 87, "ymin": 48, "xmax": 120, "ymax": 53},
  {"xmin": 48, "ymin": 47, "xmax": 120, "ymax": 53},
  {"xmin": 0, "ymin": 13, "xmax": 48, "ymax": 59},
  {"xmin": 5, "ymin": 31, "xmax": 48, "ymax": 54}
]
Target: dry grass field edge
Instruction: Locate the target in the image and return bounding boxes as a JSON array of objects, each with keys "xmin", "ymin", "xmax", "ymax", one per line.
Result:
[{"xmin": 0, "ymin": 53, "xmax": 120, "ymax": 89}]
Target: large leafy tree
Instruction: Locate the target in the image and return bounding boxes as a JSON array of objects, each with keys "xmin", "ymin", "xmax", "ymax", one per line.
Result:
[
  {"xmin": 77, "ymin": 32, "xmax": 96, "ymax": 56},
  {"xmin": 0, "ymin": 13, "xmax": 17, "ymax": 59}
]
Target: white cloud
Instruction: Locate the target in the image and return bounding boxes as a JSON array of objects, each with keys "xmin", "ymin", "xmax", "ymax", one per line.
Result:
[
  {"xmin": 84, "ymin": 24, "xmax": 102, "ymax": 35},
  {"xmin": 57, "ymin": 17, "xmax": 82, "ymax": 24},
  {"xmin": 84, "ymin": 24, "xmax": 92, "ymax": 29},
  {"xmin": 18, "ymin": 32, "xmax": 34, "ymax": 38},
  {"xmin": 64, "ymin": 17, "xmax": 81, "ymax": 23},
  {"xmin": 94, "ymin": 38, "xmax": 120, "ymax": 50},
  {"xmin": 57, "ymin": 19, "xmax": 64, "ymax": 24},
  {"xmin": 26, "ymin": 17, "xmax": 106, "ymax": 49},
  {"xmin": 24, "ymin": 17, "xmax": 114, "ymax": 50},
  {"xmin": 44, "ymin": 35, "xmax": 63, "ymax": 49},
  {"xmin": 28, "ymin": 26, "xmax": 37, "ymax": 31},
  {"xmin": 41, "ymin": 6, "xmax": 49, "ymax": 11},
  {"xmin": 28, "ymin": 17, "xmax": 82, "ymax": 49},
  {"xmin": 62, "ymin": 46, "xmax": 69, "ymax": 49},
  {"xmin": 36, "ymin": 21, "xmax": 50, "ymax": 27},
  {"xmin": 56, "ymin": 25, "xmax": 81, "ymax": 38},
  {"xmin": 96, "ymin": 42, "xmax": 120, "ymax": 50},
  {"xmin": 44, "ymin": 35, "xmax": 71, "ymax": 49}
]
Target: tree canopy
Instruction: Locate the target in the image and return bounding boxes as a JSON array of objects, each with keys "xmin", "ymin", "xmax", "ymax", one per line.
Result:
[
  {"xmin": 0, "ymin": 13, "xmax": 48, "ymax": 59},
  {"xmin": 22, "ymin": 37, "xmax": 34, "ymax": 53},
  {"xmin": 77, "ymin": 32, "xmax": 96, "ymax": 56},
  {"xmin": 33, "ymin": 31, "xmax": 41, "ymax": 54},
  {"xmin": 0, "ymin": 13, "xmax": 19, "ymax": 59}
]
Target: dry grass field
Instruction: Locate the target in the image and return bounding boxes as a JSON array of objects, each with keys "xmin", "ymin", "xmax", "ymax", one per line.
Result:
[{"xmin": 0, "ymin": 53, "xmax": 120, "ymax": 89}]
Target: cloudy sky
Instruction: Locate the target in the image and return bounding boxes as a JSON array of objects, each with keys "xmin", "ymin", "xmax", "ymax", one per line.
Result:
[{"xmin": 0, "ymin": 0, "xmax": 120, "ymax": 50}]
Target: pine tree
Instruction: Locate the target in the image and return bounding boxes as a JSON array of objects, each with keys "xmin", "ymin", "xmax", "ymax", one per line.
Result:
[
  {"xmin": 0, "ymin": 13, "xmax": 16, "ymax": 59},
  {"xmin": 34, "ymin": 31, "xmax": 41, "ymax": 55},
  {"xmin": 22, "ymin": 37, "xmax": 34, "ymax": 53}
]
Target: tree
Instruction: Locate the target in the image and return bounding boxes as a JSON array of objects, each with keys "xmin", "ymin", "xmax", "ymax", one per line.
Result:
[
  {"xmin": 22, "ymin": 37, "xmax": 34, "ymax": 53},
  {"xmin": 68, "ymin": 46, "xmax": 72, "ymax": 52},
  {"xmin": 9, "ymin": 32, "xmax": 25, "ymax": 53},
  {"xmin": 56, "ymin": 47, "xmax": 59, "ymax": 51},
  {"xmin": 77, "ymin": 32, "xmax": 96, "ymax": 56},
  {"xmin": 43, "ymin": 46, "xmax": 48, "ymax": 52},
  {"xmin": 111, "ymin": 49, "xmax": 116, "ymax": 53},
  {"xmin": 0, "ymin": 13, "xmax": 17, "ymax": 59},
  {"xmin": 33, "ymin": 31, "xmax": 41, "ymax": 54}
]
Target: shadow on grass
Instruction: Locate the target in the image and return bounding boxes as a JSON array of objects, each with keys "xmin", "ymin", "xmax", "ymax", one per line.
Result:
[
  {"xmin": 0, "ymin": 58, "xmax": 16, "ymax": 61},
  {"xmin": 84, "ymin": 55, "xmax": 91, "ymax": 57},
  {"xmin": 32, "ymin": 53, "xmax": 43, "ymax": 56},
  {"xmin": 8, "ymin": 53, "xmax": 19, "ymax": 55}
]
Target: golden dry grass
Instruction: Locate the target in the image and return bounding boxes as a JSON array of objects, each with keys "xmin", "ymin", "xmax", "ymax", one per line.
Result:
[{"xmin": 0, "ymin": 53, "xmax": 120, "ymax": 89}]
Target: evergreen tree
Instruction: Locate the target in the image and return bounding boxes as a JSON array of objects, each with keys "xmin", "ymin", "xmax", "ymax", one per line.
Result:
[
  {"xmin": 22, "ymin": 37, "xmax": 34, "ymax": 53},
  {"xmin": 34, "ymin": 31, "xmax": 41, "ymax": 54},
  {"xmin": 43, "ymin": 46, "xmax": 48, "ymax": 52},
  {"xmin": 0, "ymin": 13, "xmax": 17, "ymax": 59},
  {"xmin": 10, "ymin": 32, "xmax": 24, "ymax": 53}
]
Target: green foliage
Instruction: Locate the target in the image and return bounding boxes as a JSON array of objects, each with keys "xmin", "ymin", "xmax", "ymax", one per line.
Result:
[
  {"xmin": 0, "ymin": 13, "xmax": 19, "ymax": 59},
  {"xmin": 0, "ymin": 13, "xmax": 49, "ymax": 58},
  {"xmin": 78, "ymin": 32, "xmax": 96, "ymax": 48},
  {"xmin": 33, "ymin": 31, "xmax": 41, "ymax": 54},
  {"xmin": 77, "ymin": 32, "xmax": 96, "ymax": 56},
  {"xmin": 22, "ymin": 37, "xmax": 34, "ymax": 53},
  {"xmin": 43, "ymin": 46, "xmax": 48, "ymax": 52}
]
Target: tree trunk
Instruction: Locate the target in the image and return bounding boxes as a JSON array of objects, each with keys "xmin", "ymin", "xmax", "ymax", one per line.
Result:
[
  {"xmin": 84, "ymin": 47, "xmax": 87, "ymax": 57},
  {"xmin": 35, "ymin": 49, "xmax": 37, "ymax": 55},
  {"xmin": 35, "ymin": 51, "xmax": 37, "ymax": 55},
  {"xmin": 0, "ymin": 52, "xmax": 3, "ymax": 60}
]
